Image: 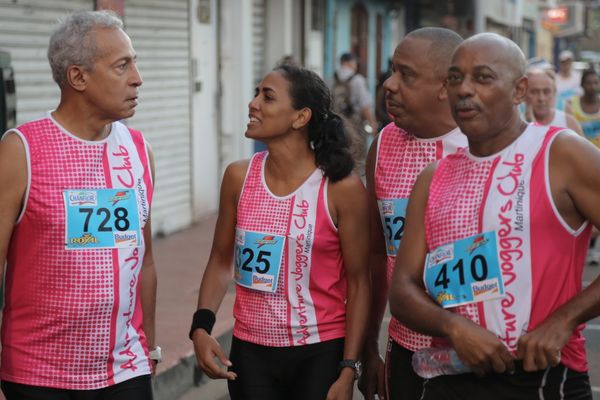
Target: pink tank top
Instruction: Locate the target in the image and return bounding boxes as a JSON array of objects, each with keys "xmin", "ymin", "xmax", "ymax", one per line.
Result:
[
  {"xmin": 2, "ymin": 114, "xmax": 154, "ymax": 389},
  {"xmin": 233, "ymin": 151, "xmax": 346, "ymax": 347},
  {"xmin": 375, "ymin": 123, "xmax": 466, "ymax": 351},
  {"xmin": 426, "ymin": 125, "xmax": 590, "ymax": 372}
]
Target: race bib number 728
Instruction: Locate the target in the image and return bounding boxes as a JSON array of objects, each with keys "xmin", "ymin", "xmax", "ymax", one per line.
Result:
[{"xmin": 64, "ymin": 189, "xmax": 141, "ymax": 250}]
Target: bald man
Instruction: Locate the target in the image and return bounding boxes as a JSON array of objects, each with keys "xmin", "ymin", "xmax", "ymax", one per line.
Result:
[
  {"xmin": 524, "ymin": 68, "xmax": 583, "ymax": 135},
  {"xmin": 359, "ymin": 28, "xmax": 466, "ymax": 400},
  {"xmin": 390, "ymin": 33, "xmax": 599, "ymax": 399}
]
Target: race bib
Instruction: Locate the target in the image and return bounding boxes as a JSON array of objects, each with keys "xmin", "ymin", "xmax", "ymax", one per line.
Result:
[
  {"xmin": 378, "ymin": 198, "xmax": 408, "ymax": 256},
  {"xmin": 64, "ymin": 189, "xmax": 141, "ymax": 250},
  {"xmin": 424, "ymin": 231, "xmax": 505, "ymax": 308},
  {"xmin": 234, "ymin": 229, "xmax": 285, "ymax": 293}
]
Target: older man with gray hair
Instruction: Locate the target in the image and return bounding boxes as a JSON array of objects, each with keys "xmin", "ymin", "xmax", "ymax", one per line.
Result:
[
  {"xmin": 0, "ymin": 10, "xmax": 158, "ymax": 399},
  {"xmin": 524, "ymin": 67, "xmax": 583, "ymax": 135}
]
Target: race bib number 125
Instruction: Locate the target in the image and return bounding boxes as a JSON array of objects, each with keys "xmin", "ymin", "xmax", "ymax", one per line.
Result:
[{"xmin": 234, "ymin": 229, "xmax": 285, "ymax": 293}]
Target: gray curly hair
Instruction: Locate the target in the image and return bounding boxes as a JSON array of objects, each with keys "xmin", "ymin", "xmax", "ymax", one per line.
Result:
[{"xmin": 47, "ymin": 10, "xmax": 123, "ymax": 87}]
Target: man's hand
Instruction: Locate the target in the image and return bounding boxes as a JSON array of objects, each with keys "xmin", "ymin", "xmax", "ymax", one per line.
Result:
[
  {"xmin": 516, "ymin": 314, "xmax": 573, "ymax": 372},
  {"xmin": 358, "ymin": 348, "xmax": 385, "ymax": 400},
  {"xmin": 326, "ymin": 369, "xmax": 355, "ymax": 400},
  {"xmin": 448, "ymin": 317, "xmax": 515, "ymax": 376},
  {"xmin": 191, "ymin": 329, "xmax": 237, "ymax": 380}
]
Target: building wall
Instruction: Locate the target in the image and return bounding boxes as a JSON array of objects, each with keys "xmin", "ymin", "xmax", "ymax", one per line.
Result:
[
  {"xmin": 0, "ymin": 0, "xmax": 202, "ymax": 235},
  {"xmin": 536, "ymin": 22, "xmax": 555, "ymax": 63},
  {"xmin": 218, "ymin": 0, "xmax": 255, "ymax": 171},
  {"xmin": 189, "ymin": 0, "xmax": 220, "ymax": 219},
  {"xmin": 264, "ymin": 0, "xmax": 294, "ymax": 72},
  {"xmin": 0, "ymin": 0, "xmax": 92, "ymax": 124},
  {"xmin": 326, "ymin": 0, "xmax": 402, "ymax": 98},
  {"xmin": 474, "ymin": 0, "xmax": 541, "ymax": 58},
  {"xmin": 1, "ymin": 0, "xmax": 342, "ymax": 236},
  {"xmin": 125, "ymin": 0, "xmax": 193, "ymax": 235}
]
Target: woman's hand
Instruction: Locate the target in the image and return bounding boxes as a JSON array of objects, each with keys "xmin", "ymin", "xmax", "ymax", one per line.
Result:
[{"xmin": 192, "ymin": 329, "xmax": 237, "ymax": 380}]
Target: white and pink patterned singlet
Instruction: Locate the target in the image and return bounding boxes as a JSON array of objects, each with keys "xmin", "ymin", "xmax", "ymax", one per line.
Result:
[
  {"xmin": 375, "ymin": 123, "xmax": 466, "ymax": 351},
  {"xmin": 426, "ymin": 124, "xmax": 591, "ymax": 372},
  {"xmin": 1, "ymin": 114, "xmax": 153, "ymax": 389},
  {"xmin": 233, "ymin": 151, "xmax": 347, "ymax": 347}
]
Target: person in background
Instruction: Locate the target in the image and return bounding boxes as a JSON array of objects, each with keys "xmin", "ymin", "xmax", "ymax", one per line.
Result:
[
  {"xmin": 190, "ymin": 64, "xmax": 370, "ymax": 400},
  {"xmin": 0, "ymin": 10, "xmax": 158, "ymax": 399},
  {"xmin": 524, "ymin": 67, "xmax": 583, "ymax": 135},
  {"xmin": 390, "ymin": 32, "xmax": 599, "ymax": 400},
  {"xmin": 566, "ymin": 68, "xmax": 600, "ymax": 148},
  {"xmin": 555, "ymin": 50, "xmax": 582, "ymax": 111},
  {"xmin": 333, "ymin": 53, "xmax": 379, "ymax": 178}
]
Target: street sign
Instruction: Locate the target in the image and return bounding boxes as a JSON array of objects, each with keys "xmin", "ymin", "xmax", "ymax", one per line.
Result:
[{"xmin": 541, "ymin": 3, "xmax": 585, "ymax": 37}]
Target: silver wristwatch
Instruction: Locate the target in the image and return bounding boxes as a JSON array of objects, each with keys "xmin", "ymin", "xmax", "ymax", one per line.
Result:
[
  {"xmin": 149, "ymin": 346, "xmax": 162, "ymax": 363},
  {"xmin": 338, "ymin": 359, "xmax": 362, "ymax": 380}
]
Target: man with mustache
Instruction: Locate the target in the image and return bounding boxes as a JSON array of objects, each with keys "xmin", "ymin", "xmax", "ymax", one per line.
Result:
[
  {"xmin": 390, "ymin": 32, "xmax": 600, "ymax": 399},
  {"xmin": 0, "ymin": 10, "xmax": 158, "ymax": 399},
  {"xmin": 359, "ymin": 27, "xmax": 466, "ymax": 400}
]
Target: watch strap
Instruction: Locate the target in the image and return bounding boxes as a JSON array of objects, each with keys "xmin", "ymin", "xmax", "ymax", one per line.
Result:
[
  {"xmin": 149, "ymin": 346, "xmax": 162, "ymax": 363},
  {"xmin": 338, "ymin": 359, "xmax": 361, "ymax": 379}
]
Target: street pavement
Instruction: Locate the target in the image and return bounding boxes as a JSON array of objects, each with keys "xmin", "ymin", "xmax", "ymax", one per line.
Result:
[{"xmin": 150, "ymin": 213, "xmax": 236, "ymax": 399}]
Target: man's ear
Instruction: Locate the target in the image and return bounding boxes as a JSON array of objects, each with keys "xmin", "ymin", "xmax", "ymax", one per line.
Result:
[
  {"xmin": 66, "ymin": 65, "xmax": 88, "ymax": 92},
  {"xmin": 438, "ymin": 80, "xmax": 448, "ymax": 101},
  {"xmin": 292, "ymin": 107, "xmax": 312, "ymax": 130},
  {"xmin": 513, "ymin": 75, "xmax": 528, "ymax": 105}
]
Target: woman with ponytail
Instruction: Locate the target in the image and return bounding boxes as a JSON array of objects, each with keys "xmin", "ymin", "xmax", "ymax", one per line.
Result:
[{"xmin": 190, "ymin": 64, "xmax": 370, "ymax": 400}]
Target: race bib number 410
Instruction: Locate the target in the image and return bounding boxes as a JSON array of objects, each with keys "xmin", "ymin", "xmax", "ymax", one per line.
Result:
[
  {"xmin": 424, "ymin": 231, "xmax": 505, "ymax": 308},
  {"xmin": 64, "ymin": 189, "xmax": 141, "ymax": 250}
]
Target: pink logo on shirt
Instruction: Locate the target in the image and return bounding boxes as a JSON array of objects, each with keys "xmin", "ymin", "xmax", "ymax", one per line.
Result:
[{"xmin": 112, "ymin": 145, "xmax": 135, "ymax": 188}]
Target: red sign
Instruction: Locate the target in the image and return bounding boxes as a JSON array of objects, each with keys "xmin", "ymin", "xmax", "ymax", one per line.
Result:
[{"xmin": 545, "ymin": 7, "xmax": 568, "ymax": 24}]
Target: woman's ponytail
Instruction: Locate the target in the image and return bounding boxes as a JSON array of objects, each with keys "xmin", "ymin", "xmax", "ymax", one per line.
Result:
[{"xmin": 310, "ymin": 111, "xmax": 354, "ymax": 182}]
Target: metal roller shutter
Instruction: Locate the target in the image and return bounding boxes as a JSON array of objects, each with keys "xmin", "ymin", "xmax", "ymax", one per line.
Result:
[
  {"xmin": 0, "ymin": 0, "xmax": 92, "ymax": 124},
  {"xmin": 126, "ymin": 0, "xmax": 192, "ymax": 235},
  {"xmin": 252, "ymin": 0, "xmax": 266, "ymax": 85}
]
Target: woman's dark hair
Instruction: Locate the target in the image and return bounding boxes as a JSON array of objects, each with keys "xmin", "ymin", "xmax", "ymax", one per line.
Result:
[
  {"xmin": 581, "ymin": 67, "xmax": 598, "ymax": 87},
  {"xmin": 273, "ymin": 64, "xmax": 354, "ymax": 182}
]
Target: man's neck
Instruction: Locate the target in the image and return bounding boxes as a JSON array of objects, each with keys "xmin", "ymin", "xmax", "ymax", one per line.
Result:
[
  {"xmin": 581, "ymin": 95, "xmax": 600, "ymax": 113},
  {"xmin": 411, "ymin": 116, "xmax": 457, "ymax": 139},
  {"xmin": 469, "ymin": 116, "xmax": 527, "ymax": 157},
  {"xmin": 534, "ymin": 109, "xmax": 554, "ymax": 125},
  {"xmin": 53, "ymin": 101, "xmax": 113, "ymax": 141}
]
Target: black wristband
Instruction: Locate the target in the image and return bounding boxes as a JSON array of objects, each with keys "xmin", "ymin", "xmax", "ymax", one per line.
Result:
[{"xmin": 189, "ymin": 308, "xmax": 216, "ymax": 340}]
